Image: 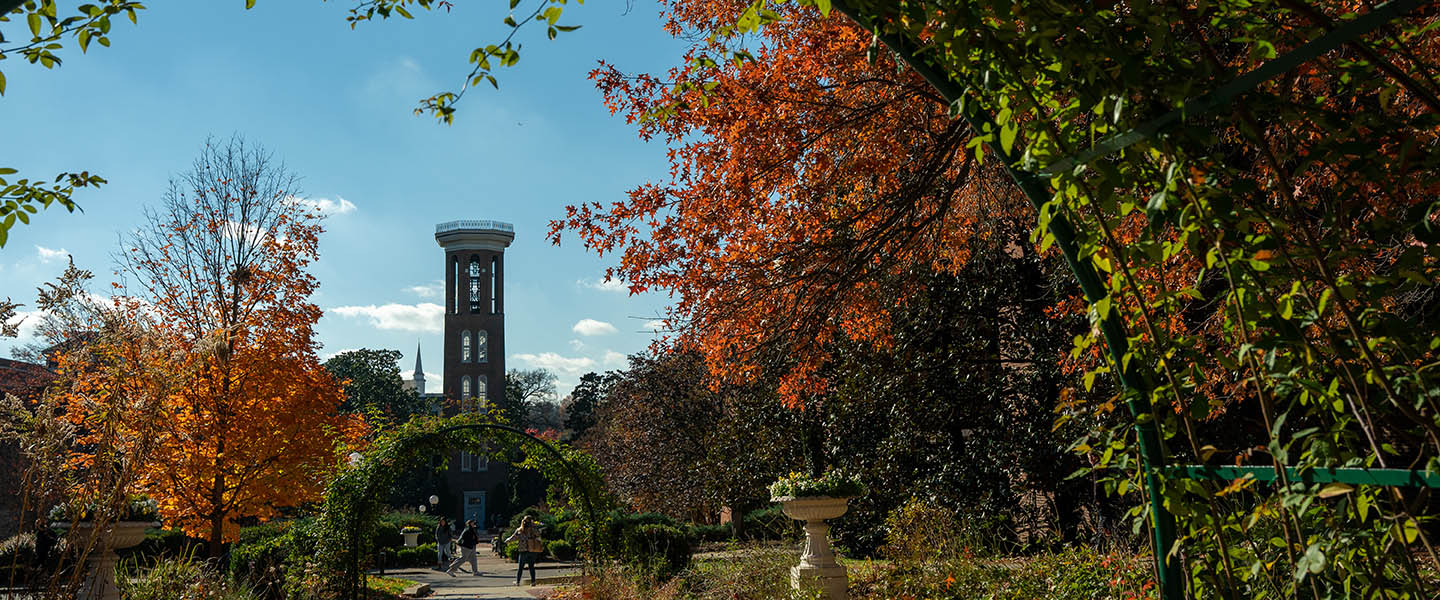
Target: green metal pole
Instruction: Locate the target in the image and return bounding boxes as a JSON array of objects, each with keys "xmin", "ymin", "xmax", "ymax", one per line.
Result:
[{"xmin": 829, "ymin": 3, "xmax": 1181, "ymax": 598}]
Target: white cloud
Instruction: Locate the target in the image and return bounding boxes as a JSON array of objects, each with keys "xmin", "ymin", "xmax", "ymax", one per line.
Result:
[
  {"xmin": 644, "ymin": 320, "xmax": 667, "ymax": 332},
  {"xmin": 602, "ymin": 350, "xmax": 627, "ymax": 366},
  {"xmin": 572, "ymin": 318, "xmax": 618, "ymax": 336},
  {"xmin": 420, "ymin": 371, "xmax": 442, "ymax": 394},
  {"xmin": 291, "ymin": 195, "xmax": 357, "ymax": 216},
  {"xmin": 321, "ymin": 348, "xmax": 361, "ymax": 361},
  {"xmin": 405, "ymin": 281, "xmax": 444, "ymax": 299},
  {"xmin": 568, "ymin": 339, "xmax": 585, "ymax": 351},
  {"xmin": 329, "ymin": 302, "xmax": 443, "ymax": 332},
  {"xmin": 577, "ymin": 278, "xmax": 629, "ymax": 293},
  {"xmin": 35, "ymin": 246, "xmax": 68, "ymax": 264},
  {"xmin": 512, "ymin": 352, "xmax": 596, "ymax": 376}
]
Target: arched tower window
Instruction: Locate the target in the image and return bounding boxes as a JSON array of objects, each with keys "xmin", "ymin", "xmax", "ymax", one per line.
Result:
[
  {"xmin": 461, "ymin": 331, "xmax": 472, "ymax": 362},
  {"xmin": 461, "ymin": 375, "xmax": 471, "ymax": 401},
  {"xmin": 490, "ymin": 257, "xmax": 499, "ymax": 313},
  {"xmin": 476, "ymin": 330, "xmax": 488, "ymax": 363},
  {"xmin": 468, "ymin": 257, "xmax": 482, "ymax": 313},
  {"xmin": 477, "ymin": 375, "xmax": 488, "ymax": 406}
]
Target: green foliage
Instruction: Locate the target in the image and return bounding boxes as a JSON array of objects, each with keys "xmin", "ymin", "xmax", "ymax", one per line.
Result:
[
  {"xmin": 338, "ymin": 0, "xmax": 585, "ymax": 123},
  {"xmin": 120, "ymin": 527, "xmax": 204, "ymax": 563},
  {"xmin": 547, "ymin": 539, "xmax": 576, "ymax": 561},
  {"xmin": 0, "ymin": 169, "xmax": 105, "ymax": 247},
  {"xmin": 739, "ymin": 506, "xmax": 798, "ymax": 541},
  {"xmin": 373, "ymin": 521, "xmax": 402, "ymax": 550},
  {"xmin": 769, "ymin": 470, "xmax": 866, "ymax": 499},
  {"xmin": 504, "ymin": 541, "xmax": 518, "ymax": 560},
  {"xmin": 228, "ymin": 518, "xmax": 317, "ymax": 599},
  {"xmin": 852, "ymin": 546, "xmax": 1155, "ymax": 600},
  {"xmin": 563, "ymin": 370, "xmax": 621, "ymax": 442},
  {"xmin": 323, "ymin": 348, "xmax": 431, "ymax": 431},
  {"xmin": 119, "ymin": 556, "xmax": 261, "ymax": 600},
  {"xmin": 620, "ymin": 523, "xmax": 692, "ymax": 581},
  {"xmin": 687, "ymin": 523, "xmax": 734, "ymax": 544}
]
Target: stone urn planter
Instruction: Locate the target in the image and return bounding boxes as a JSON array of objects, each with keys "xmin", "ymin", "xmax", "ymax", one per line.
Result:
[
  {"xmin": 66, "ymin": 521, "xmax": 159, "ymax": 600},
  {"xmin": 777, "ymin": 496, "xmax": 851, "ymax": 600},
  {"xmin": 402, "ymin": 529, "xmax": 421, "ymax": 548}
]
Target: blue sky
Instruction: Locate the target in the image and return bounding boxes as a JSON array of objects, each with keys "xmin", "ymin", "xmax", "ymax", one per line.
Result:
[{"xmin": 0, "ymin": 1, "xmax": 686, "ymax": 397}]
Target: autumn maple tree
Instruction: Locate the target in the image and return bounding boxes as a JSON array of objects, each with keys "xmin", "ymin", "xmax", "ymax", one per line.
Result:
[
  {"xmin": 119, "ymin": 137, "xmax": 362, "ymax": 556},
  {"xmin": 555, "ymin": 0, "xmax": 1027, "ymax": 403}
]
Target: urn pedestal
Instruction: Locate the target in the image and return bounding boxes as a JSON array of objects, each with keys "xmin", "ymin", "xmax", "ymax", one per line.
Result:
[
  {"xmin": 69, "ymin": 521, "xmax": 158, "ymax": 600},
  {"xmin": 777, "ymin": 496, "xmax": 850, "ymax": 600},
  {"xmin": 403, "ymin": 532, "xmax": 420, "ymax": 548}
]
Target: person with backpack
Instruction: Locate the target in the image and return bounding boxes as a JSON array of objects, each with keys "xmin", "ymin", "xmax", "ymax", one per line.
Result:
[
  {"xmin": 504, "ymin": 516, "xmax": 545, "ymax": 586},
  {"xmin": 444, "ymin": 519, "xmax": 481, "ymax": 577}
]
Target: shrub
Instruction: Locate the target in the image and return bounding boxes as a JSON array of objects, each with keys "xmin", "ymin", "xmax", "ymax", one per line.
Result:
[
  {"xmin": 394, "ymin": 547, "xmax": 420, "ymax": 567},
  {"xmin": 546, "ymin": 539, "xmax": 576, "ymax": 561},
  {"xmin": 740, "ymin": 506, "xmax": 796, "ymax": 541},
  {"xmin": 378, "ymin": 511, "xmax": 438, "ymax": 546},
  {"xmin": 621, "ymin": 523, "xmax": 692, "ymax": 581},
  {"xmin": 119, "ymin": 556, "xmax": 260, "ymax": 600},
  {"xmin": 0, "ymin": 533, "xmax": 37, "ymax": 584},
  {"xmin": 229, "ymin": 519, "xmax": 316, "ymax": 600},
  {"xmin": 373, "ymin": 520, "xmax": 403, "ymax": 549},
  {"xmin": 881, "ymin": 498, "xmax": 963, "ymax": 562},
  {"xmin": 688, "ymin": 523, "xmax": 734, "ymax": 544},
  {"xmin": 504, "ymin": 541, "xmax": 519, "ymax": 561},
  {"xmin": 122, "ymin": 527, "xmax": 202, "ymax": 563}
]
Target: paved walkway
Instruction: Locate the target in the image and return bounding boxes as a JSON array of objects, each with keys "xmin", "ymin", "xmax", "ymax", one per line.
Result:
[{"xmin": 374, "ymin": 552, "xmax": 580, "ymax": 599}]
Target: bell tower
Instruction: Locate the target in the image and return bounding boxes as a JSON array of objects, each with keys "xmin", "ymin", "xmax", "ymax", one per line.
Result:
[
  {"xmin": 434, "ymin": 219, "xmax": 514, "ymax": 527},
  {"xmin": 435, "ymin": 220, "xmax": 513, "ymax": 409}
]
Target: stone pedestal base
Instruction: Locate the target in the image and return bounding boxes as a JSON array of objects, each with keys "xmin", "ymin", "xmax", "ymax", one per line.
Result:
[{"xmin": 792, "ymin": 564, "xmax": 848, "ymax": 600}]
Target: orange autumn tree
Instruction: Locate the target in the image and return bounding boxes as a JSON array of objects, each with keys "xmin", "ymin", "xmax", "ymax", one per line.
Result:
[
  {"xmin": 554, "ymin": 0, "xmax": 1024, "ymax": 402},
  {"xmin": 120, "ymin": 137, "xmax": 362, "ymax": 556}
]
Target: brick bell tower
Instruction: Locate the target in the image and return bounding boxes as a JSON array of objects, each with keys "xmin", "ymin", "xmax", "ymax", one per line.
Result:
[{"xmin": 434, "ymin": 219, "xmax": 514, "ymax": 528}]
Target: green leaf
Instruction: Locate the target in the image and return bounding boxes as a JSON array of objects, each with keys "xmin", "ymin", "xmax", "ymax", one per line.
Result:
[
  {"xmin": 1317, "ymin": 483, "xmax": 1353, "ymax": 498},
  {"xmin": 245, "ymin": 0, "xmax": 255, "ymax": 8},
  {"xmin": 1402, "ymin": 518, "xmax": 1420, "ymax": 543},
  {"xmin": 0, "ymin": 71, "xmax": 6, "ymax": 96},
  {"xmin": 28, "ymin": 12, "xmax": 42, "ymax": 37},
  {"xmin": 813, "ymin": 0, "xmax": 831, "ymax": 16},
  {"xmin": 999, "ymin": 122, "xmax": 1017, "ymax": 155}
]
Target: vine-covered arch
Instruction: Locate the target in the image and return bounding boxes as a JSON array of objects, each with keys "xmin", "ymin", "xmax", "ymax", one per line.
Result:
[{"xmin": 310, "ymin": 413, "xmax": 605, "ymax": 599}]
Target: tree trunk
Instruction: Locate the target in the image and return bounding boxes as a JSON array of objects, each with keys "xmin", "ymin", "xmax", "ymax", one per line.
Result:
[{"xmin": 208, "ymin": 437, "xmax": 227, "ymax": 558}]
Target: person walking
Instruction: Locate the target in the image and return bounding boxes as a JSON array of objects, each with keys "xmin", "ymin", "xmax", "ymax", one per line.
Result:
[
  {"xmin": 504, "ymin": 516, "xmax": 544, "ymax": 586},
  {"xmin": 444, "ymin": 519, "xmax": 481, "ymax": 577},
  {"xmin": 434, "ymin": 518, "xmax": 453, "ymax": 569}
]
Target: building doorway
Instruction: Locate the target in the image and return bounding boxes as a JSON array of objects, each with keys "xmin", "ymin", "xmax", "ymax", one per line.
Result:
[{"xmin": 463, "ymin": 491, "xmax": 486, "ymax": 530}]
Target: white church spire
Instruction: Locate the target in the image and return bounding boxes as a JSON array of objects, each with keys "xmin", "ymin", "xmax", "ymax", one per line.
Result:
[{"xmin": 412, "ymin": 342, "xmax": 425, "ymax": 393}]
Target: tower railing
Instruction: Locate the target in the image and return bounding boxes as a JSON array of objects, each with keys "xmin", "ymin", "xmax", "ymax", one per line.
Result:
[{"xmin": 435, "ymin": 220, "xmax": 514, "ymax": 234}]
